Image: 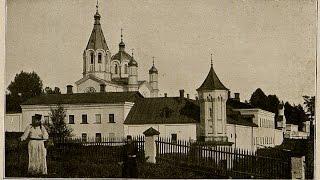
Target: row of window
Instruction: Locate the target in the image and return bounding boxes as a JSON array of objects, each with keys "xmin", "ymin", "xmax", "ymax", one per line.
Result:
[
  {"xmin": 259, "ymin": 118, "xmax": 273, "ymax": 128},
  {"xmin": 69, "ymin": 114, "xmax": 115, "ymax": 124},
  {"xmin": 81, "ymin": 132, "xmax": 115, "ymax": 142},
  {"xmin": 254, "ymin": 137, "xmax": 274, "ymax": 145},
  {"xmin": 90, "ymin": 53, "xmax": 103, "ymax": 64}
]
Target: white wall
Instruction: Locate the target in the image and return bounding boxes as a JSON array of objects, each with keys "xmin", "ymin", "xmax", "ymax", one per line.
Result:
[
  {"xmin": 5, "ymin": 113, "xmax": 23, "ymax": 132},
  {"xmin": 124, "ymin": 123, "xmax": 197, "ymax": 141},
  {"xmin": 21, "ymin": 102, "xmax": 134, "ymax": 138}
]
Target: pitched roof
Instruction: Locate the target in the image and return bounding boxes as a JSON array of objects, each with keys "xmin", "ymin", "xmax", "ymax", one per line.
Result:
[
  {"xmin": 85, "ymin": 12, "xmax": 109, "ymax": 51},
  {"xmin": 143, "ymin": 127, "xmax": 160, "ymax": 136},
  {"xmin": 226, "ymin": 106, "xmax": 258, "ymax": 127},
  {"xmin": 124, "ymin": 97, "xmax": 200, "ymax": 124},
  {"xmin": 197, "ymin": 66, "xmax": 228, "ymax": 91},
  {"xmin": 227, "ymin": 99, "xmax": 254, "ymax": 109},
  {"xmin": 22, "ymin": 92, "xmax": 143, "ymax": 105}
]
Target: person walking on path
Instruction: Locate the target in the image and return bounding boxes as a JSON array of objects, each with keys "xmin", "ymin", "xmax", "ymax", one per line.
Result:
[
  {"xmin": 20, "ymin": 114, "xmax": 49, "ymax": 176},
  {"xmin": 120, "ymin": 135, "xmax": 138, "ymax": 178}
]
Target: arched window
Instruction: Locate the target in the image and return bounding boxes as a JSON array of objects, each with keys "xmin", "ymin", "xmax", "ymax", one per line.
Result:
[
  {"xmin": 90, "ymin": 52, "xmax": 94, "ymax": 64},
  {"xmin": 98, "ymin": 53, "xmax": 102, "ymax": 63},
  {"xmin": 124, "ymin": 64, "xmax": 128, "ymax": 74},
  {"xmin": 115, "ymin": 64, "xmax": 118, "ymax": 74}
]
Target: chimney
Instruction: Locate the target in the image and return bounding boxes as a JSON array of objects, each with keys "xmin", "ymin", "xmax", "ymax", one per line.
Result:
[
  {"xmin": 228, "ymin": 91, "xmax": 231, "ymax": 99},
  {"xmin": 100, "ymin": 84, "xmax": 106, "ymax": 92},
  {"xmin": 187, "ymin": 94, "xmax": 190, "ymax": 99},
  {"xmin": 66, "ymin": 85, "xmax": 73, "ymax": 94},
  {"xmin": 234, "ymin": 93, "xmax": 240, "ymax": 101},
  {"xmin": 164, "ymin": 93, "xmax": 167, "ymax": 97},
  {"xmin": 179, "ymin": 89, "xmax": 184, "ymax": 98}
]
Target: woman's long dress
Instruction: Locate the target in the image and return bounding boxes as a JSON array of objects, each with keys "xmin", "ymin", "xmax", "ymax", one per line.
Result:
[{"xmin": 21, "ymin": 125, "xmax": 49, "ymax": 175}]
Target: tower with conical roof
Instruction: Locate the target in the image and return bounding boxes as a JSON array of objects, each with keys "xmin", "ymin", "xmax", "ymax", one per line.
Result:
[
  {"xmin": 197, "ymin": 55, "xmax": 228, "ymax": 142},
  {"xmin": 83, "ymin": 1, "xmax": 112, "ymax": 81},
  {"xmin": 128, "ymin": 51, "xmax": 139, "ymax": 91},
  {"xmin": 149, "ymin": 58, "xmax": 159, "ymax": 97}
]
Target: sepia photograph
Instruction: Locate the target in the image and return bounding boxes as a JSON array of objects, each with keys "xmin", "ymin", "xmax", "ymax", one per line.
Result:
[{"xmin": 4, "ymin": 0, "xmax": 316, "ymax": 179}]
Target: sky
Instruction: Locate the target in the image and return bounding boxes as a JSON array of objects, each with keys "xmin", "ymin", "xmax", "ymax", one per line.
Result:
[{"xmin": 5, "ymin": 0, "xmax": 316, "ymax": 105}]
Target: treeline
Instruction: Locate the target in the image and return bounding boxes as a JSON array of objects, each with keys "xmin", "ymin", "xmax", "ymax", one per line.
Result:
[
  {"xmin": 6, "ymin": 71, "xmax": 61, "ymax": 113},
  {"xmin": 249, "ymin": 88, "xmax": 308, "ymax": 130}
]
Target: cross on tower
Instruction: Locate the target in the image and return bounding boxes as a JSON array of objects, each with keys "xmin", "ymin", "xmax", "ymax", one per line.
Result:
[
  {"xmin": 96, "ymin": 0, "xmax": 99, "ymax": 12},
  {"xmin": 210, "ymin": 53, "xmax": 213, "ymax": 67},
  {"xmin": 121, "ymin": 28, "xmax": 123, "ymax": 42},
  {"xmin": 152, "ymin": 56, "xmax": 155, "ymax": 66},
  {"xmin": 131, "ymin": 48, "xmax": 134, "ymax": 57}
]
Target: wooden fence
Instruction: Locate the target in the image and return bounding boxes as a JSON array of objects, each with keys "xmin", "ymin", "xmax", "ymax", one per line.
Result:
[
  {"xmin": 50, "ymin": 136, "xmax": 145, "ymax": 163},
  {"xmin": 155, "ymin": 137, "xmax": 292, "ymax": 179}
]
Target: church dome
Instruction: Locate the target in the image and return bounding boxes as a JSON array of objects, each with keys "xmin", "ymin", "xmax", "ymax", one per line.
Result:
[
  {"xmin": 149, "ymin": 65, "xmax": 158, "ymax": 74},
  {"xmin": 128, "ymin": 57, "xmax": 138, "ymax": 67}
]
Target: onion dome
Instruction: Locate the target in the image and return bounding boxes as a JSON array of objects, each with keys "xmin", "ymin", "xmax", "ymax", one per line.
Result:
[
  {"xmin": 149, "ymin": 60, "xmax": 158, "ymax": 74},
  {"xmin": 128, "ymin": 52, "xmax": 138, "ymax": 67}
]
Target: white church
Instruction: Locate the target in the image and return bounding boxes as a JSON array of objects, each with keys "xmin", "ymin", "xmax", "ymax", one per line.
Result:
[{"xmin": 6, "ymin": 3, "xmax": 288, "ymax": 151}]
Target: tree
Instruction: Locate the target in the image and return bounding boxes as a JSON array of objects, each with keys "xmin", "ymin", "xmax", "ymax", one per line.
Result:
[
  {"xmin": 6, "ymin": 71, "xmax": 43, "ymax": 112},
  {"xmin": 48, "ymin": 104, "xmax": 73, "ymax": 141},
  {"xmin": 303, "ymin": 96, "xmax": 315, "ymax": 122},
  {"xmin": 303, "ymin": 95, "xmax": 315, "ymax": 137},
  {"xmin": 250, "ymin": 88, "xmax": 268, "ymax": 110}
]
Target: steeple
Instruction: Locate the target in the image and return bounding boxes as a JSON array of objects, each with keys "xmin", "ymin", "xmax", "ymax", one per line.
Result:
[
  {"xmin": 85, "ymin": 0, "xmax": 109, "ymax": 51},
  {"xmin": 119, "ymin": 28, "xmax": 125, "ymax": 51},
  {"xmin": 149, "ymin": 57, "xmax": 158, "ymax": 74},
  {"xmin": 197, "ymin": 55, "xmax": 228, "ymax": 91}
]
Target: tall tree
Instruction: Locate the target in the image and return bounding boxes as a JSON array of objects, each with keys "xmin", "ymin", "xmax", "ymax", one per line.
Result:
[
  {"xmin": 48, "ymin": 104, "xmax": 73, "ymax": 141},
  {"xmin": 303, "ymin": 95, "xmax": 315, "ymax": 137},
  {"xmin": 249, "ymin": 88, "xmax": 268, "ymax": 110},
  {"xmin": 6, "ymin": 71, "xmax": 43, "ymax": 112}
]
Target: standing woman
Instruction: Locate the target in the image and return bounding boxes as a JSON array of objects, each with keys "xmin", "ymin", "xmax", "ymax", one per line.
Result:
[{"xmin": 20, "ymin": 114, "xmax": 49, "ymax": 176}]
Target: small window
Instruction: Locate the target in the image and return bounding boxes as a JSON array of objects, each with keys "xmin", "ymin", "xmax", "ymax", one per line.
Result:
[
  {"xmin": 115, "ymin": 64, "xmax": 118, "ymax": 74},
  {"xmin": 95, "ymin": 114, "xmax": 101, "ymax": 124},
  {"xmin": 109, "ymin": 114, "xmax": 115, "ymax": 123},
  {"xmin": 44, "ymin": 116, "xmax": 49, "ymax": 125},
  {"xmin": 82, "ymin": 133, "xmax": 87, "ymax": 142},
  {"xmin": 69, "ymin": 115, "xmax": 75, "ymax": 124},
  {"xmin": 124, "ymin": 64, "xmax": 128, "ymax": 74},
  {"xmin": 90, "ymin": 53, "xmax": 94, "ymax": 64},
  {"xmin": 231, "ymin": 134, "xmax": 232, "ymax": 138},
  {"xmin": 98, "ymin": 53, "xmax": 102, "ymax": 63},
  {"xmin": 82, "ymin": 114, "xmax": 88, "ymax": 124},
  {"xmin": 96, "ymin": 133, "xmax": 101, "ymax": 142},
  {"xmin": 209, "ymin": 108, "xmax": 213, "ymax": 118},
  {"xmin": 171, "ymin": 134, "xmax": 177, "ymax": 142}
]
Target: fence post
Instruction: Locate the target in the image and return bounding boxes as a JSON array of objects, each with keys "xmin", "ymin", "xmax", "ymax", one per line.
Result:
[
  {"xmin": 143, "ymin": 127, "xmax": 160, "ymax": 164},
  {"xmin": 291, "ymin": 156, "xmax": 305, "ymax": 179}
]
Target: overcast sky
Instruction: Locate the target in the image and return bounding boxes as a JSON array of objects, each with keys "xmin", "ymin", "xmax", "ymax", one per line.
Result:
[{"xmin": 6, "ymin": 0, "xmax": 316, "ymax": 105}]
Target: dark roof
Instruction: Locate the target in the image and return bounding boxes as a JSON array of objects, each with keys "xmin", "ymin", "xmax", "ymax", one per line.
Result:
[
  {"xmin": 124, "ymin": 97, "xmax": 200, "ymax": 124},
  {"xmin": 197, "ymin": 66, "xmax": 228, "ymax": 91},
  {"xmin": 226, "ymin": 110, "xmax": 258, "ymax": 127},
  {"xmin": 125, "ymin": 97, "xmax": 257, "ymax": 127},
  {"xmin": 111, "ymin": 51, "xmax": 133, "ymax": 62},
  {"xmin": 227, "ymin": 99, "xmax": 254, "ymax": 109},
  {"xmin": 128, "ymin": 57, "xmax": 138, "ymax": 67},
  {"xmin": 143, "ymin": 127, "xmax": 160, "ymax": 136},
  {"xmin": 85, "ymin": 12, "xmax": 109, "ymax": 51},
  {"xmin": 22, "ymin": 92, "xmax": 143, "ymax": 105},
  {"xmin": 149, "ymin": 65, "xmax": 158, "ymax": 74}
]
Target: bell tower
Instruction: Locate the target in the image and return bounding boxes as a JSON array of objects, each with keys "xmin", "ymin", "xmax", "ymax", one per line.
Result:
[
  {"xmin": 83, "ymin": 1, "xmax": 112, "ymax": 81},
  {"xmin": 197, "ymin": 54, "xmax": 228, "ymax": 142}
]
